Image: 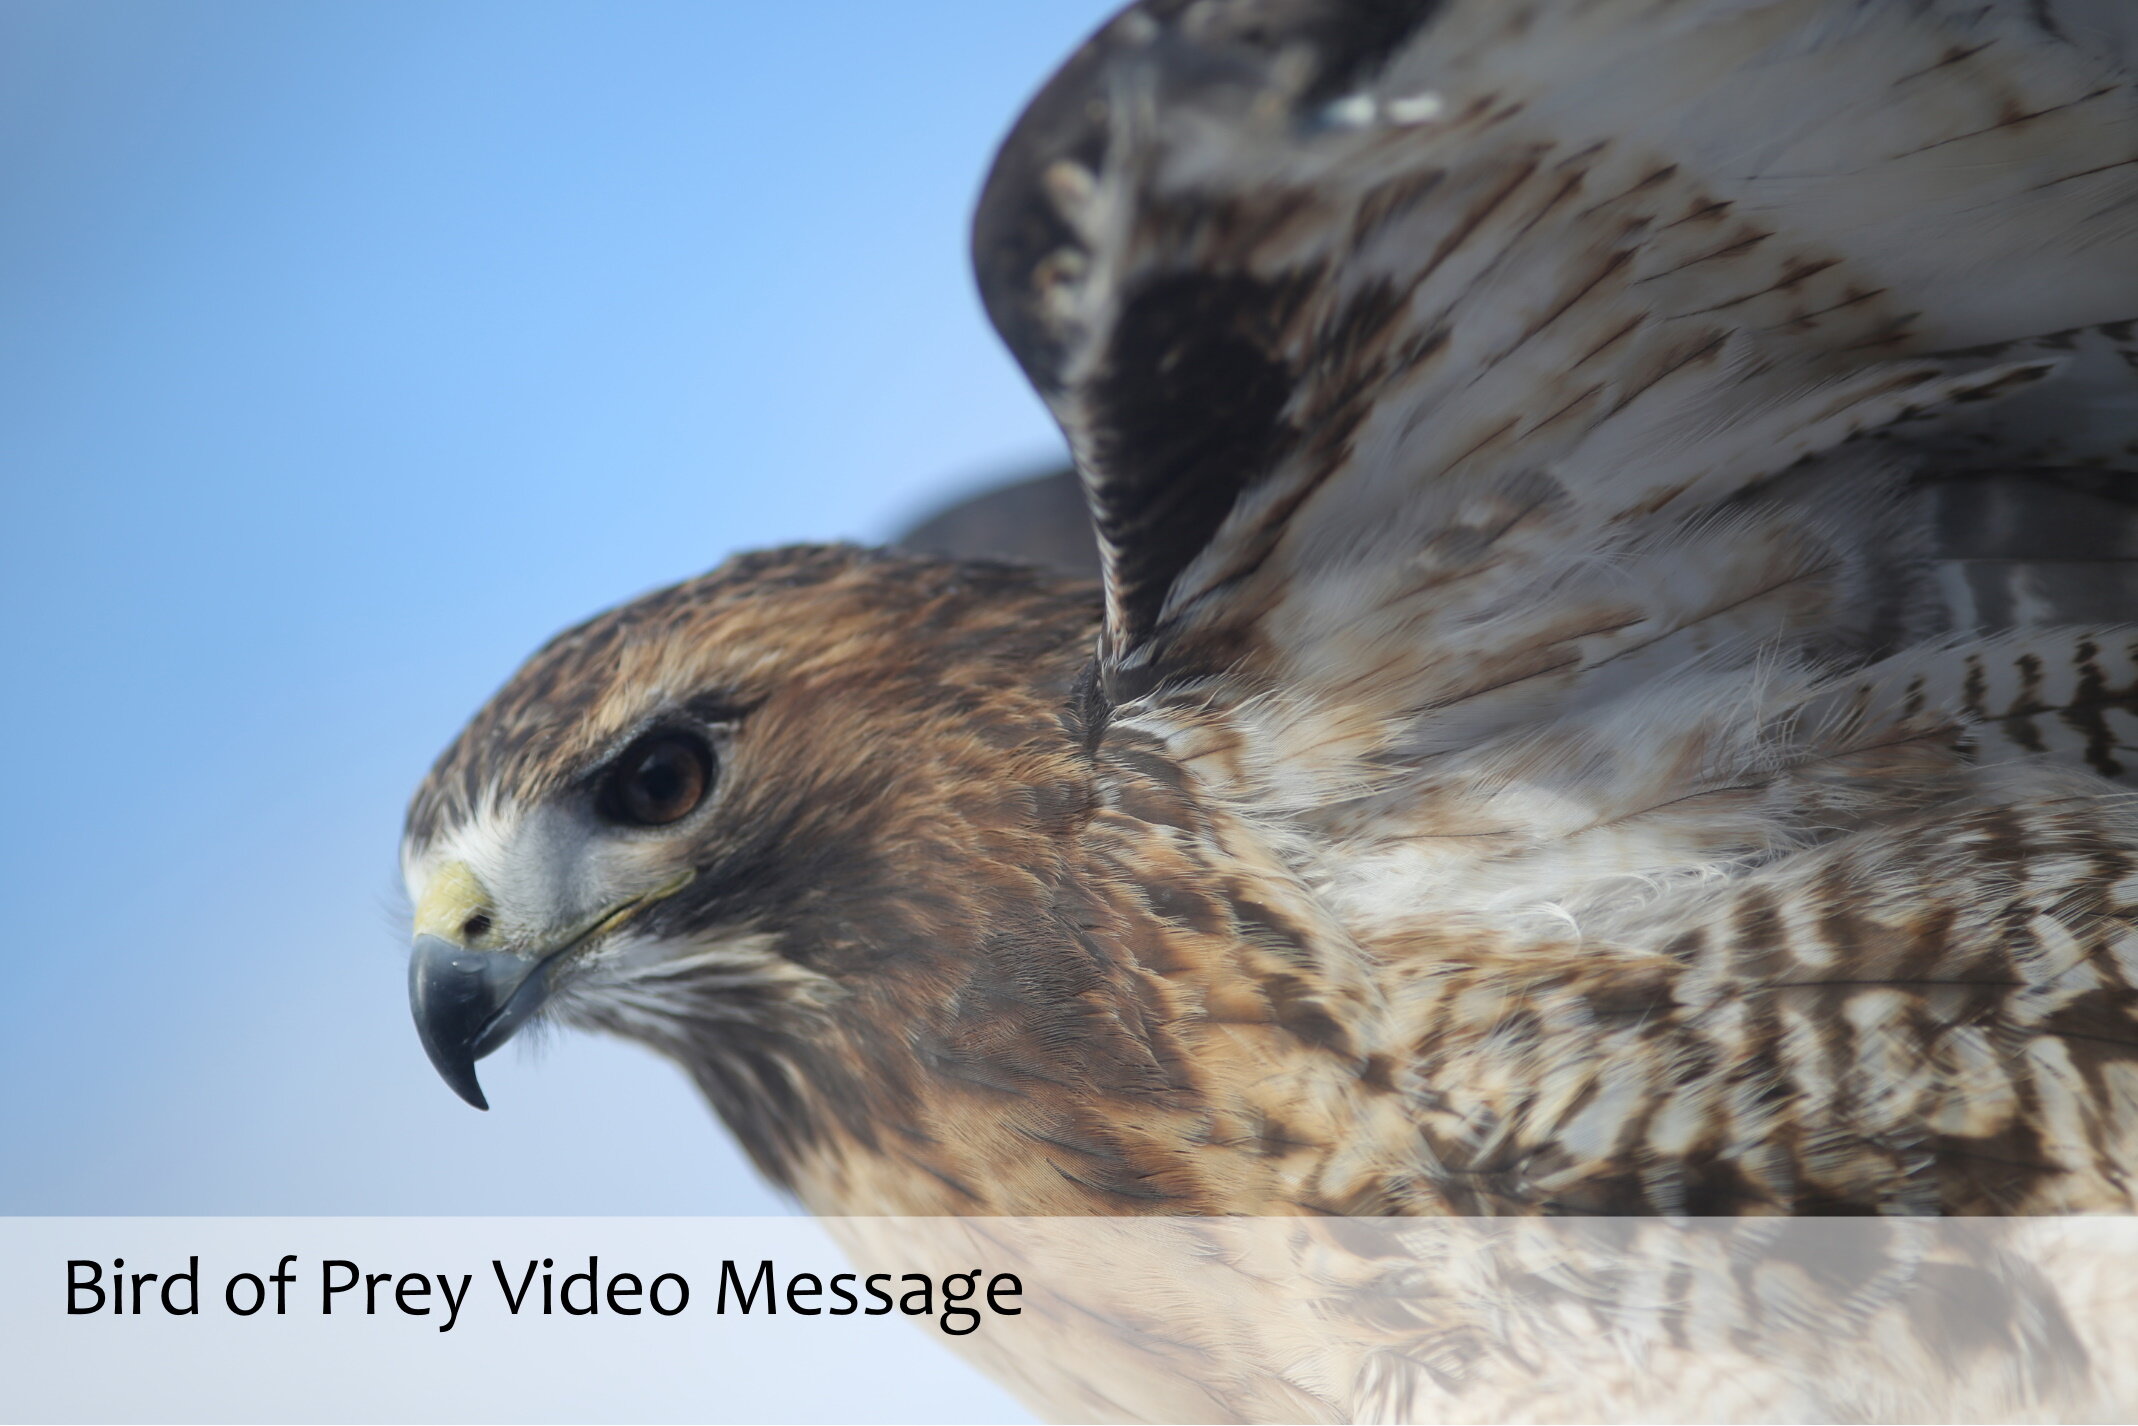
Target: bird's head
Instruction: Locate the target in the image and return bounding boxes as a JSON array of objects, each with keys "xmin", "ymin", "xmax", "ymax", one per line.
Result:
[{"xmin": 400, "ymin": 543, "xmax": 1100, "ymax": 1186}]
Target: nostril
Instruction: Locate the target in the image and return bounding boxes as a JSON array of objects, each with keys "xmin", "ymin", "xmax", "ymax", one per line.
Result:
[{"xmin": 461, "ymin": 913, "xmax": 493, "ymax": 942}]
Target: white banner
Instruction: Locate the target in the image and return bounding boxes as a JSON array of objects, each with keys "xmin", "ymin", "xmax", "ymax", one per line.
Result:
[
  {"xmin": 13, "ymin": 1214, "xmax": 2138, "ymax": 1423},
  {"xmin": 1, "ymin": 1218, "xmax": 1030, "ymax": 1424}
]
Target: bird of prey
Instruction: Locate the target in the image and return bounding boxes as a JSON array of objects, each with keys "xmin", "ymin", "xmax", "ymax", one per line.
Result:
[{"xmin": 404, "ymin": 0, "xmax": 2138, "ymax": 1233}]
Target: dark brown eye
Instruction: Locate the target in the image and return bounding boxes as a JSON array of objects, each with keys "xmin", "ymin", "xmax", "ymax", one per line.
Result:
[{"xmin": 599, "ymin": 731, "xmax": 714, "ymax": 827}]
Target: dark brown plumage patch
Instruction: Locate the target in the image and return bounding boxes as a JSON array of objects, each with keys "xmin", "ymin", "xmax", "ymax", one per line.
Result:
[{"xmin": 1086, "ymin": 267, "xmax": 1312, "ymax": 645}]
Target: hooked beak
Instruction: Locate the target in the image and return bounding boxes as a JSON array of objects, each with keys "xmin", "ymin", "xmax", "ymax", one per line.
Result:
[
  {"xmin": 405, "ymin": 859, "xmax": 695, "ymax": 1110},
  {"xmin": 408, "ymin": 936, "xmax": 553, "ymax": 1111}
]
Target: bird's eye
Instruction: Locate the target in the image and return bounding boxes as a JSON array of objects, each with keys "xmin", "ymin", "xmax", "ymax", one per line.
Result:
[{"xmin": 599, "ymin": 731, "xmax": 715, "ymax": 827}]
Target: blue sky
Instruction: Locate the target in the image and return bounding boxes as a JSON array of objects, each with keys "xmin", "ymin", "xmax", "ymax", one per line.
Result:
[{"xmin": 0, "ymin": 0, "xmax": 1118, "ymax": 1217}]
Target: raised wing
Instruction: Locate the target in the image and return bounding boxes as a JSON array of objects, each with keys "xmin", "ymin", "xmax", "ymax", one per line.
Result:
[
  {"xmin": 893, "ymin": 466, "xmax": 1101, "ymax": 580},
  {"xmin": 976, "ymin": 0, "xmax": 2138, "ymax": 1213},
  {"xmin": 976, "ymin": 0, "xmax": 2138, "ymax": 721}
]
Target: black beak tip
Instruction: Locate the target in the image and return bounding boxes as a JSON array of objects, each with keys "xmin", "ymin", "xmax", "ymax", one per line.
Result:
[
  {"xmin": 409, "ymin": 933, "xmax": 548, "ymax": 1112},
  {"xmin": 430, "ymin": 1050, "xmax": 492, "ymax": 1112}
]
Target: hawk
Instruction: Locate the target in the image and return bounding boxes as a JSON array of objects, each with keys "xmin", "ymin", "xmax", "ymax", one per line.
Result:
[{"xmin": 403, "ymin": 0, "xmax": 2138, "ymax": 1233}]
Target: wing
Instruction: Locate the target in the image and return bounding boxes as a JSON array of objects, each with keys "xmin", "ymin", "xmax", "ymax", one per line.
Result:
[
  {"xmin": 973, "ymin": 0, "xmax": 2138, "ymax": 881},
  {"xmin": 977, "ymin": 0, "xmax": 2138, "ymax": 711},
  {"xmin": 893, "ymin": 466, "xmax": 1102, "ymax": 580},
  {"xmin": 976, "ymin": 0, "xmax": 2138, "ymax": 1212}
]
